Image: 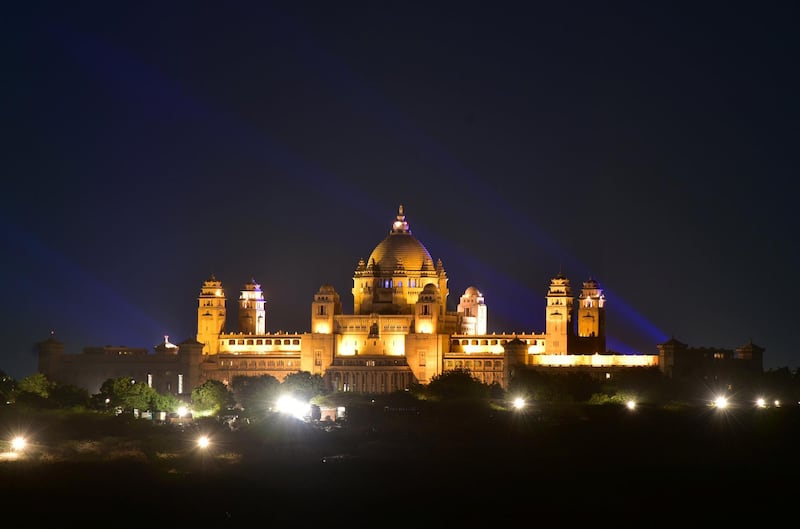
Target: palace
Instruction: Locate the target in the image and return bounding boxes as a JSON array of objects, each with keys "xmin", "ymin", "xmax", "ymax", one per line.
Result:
[
  {"xmin": 38, "ymin": 206, "xmax": 760, "ymax": 397},
  {"xmin": 194, "ymin": 206, "xmax": 656, "ymax": 395}
]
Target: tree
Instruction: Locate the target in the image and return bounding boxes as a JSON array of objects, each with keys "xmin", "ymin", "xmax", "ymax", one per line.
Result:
[
  {"xmin": 0, "ymin": 370, "xmax": 16, "ymax": 404},
  {"xmin": 281, "ymin": 371, "xmax": 327, "ymax": 401},
  {"xmin": 94, "ymin": 376, "xmax": 161, "ymax": 414},
  {"xmin": 191, "ymin": 379, "xmax": 233, "ymax": 416},
  {"xmin": 17, "ymin": 373, "xmax": 53, "ymax": 398},
  {"xmin": 151, "ymin": 392, "xmax": 183, "ymax": 415},
  {"xmin": 13, "ymin": 373, "xmax": 55, "ymax": 408},
  {"xmin": 49, "ymin": 383, "xmax": 91, "ymax": 409},
  {"xmin": 230, "ymin": 374, "xmax": 281, "ymax": 413},
  {"xmin": 426, "ymin": 368, "xmax": 490, "ymax": 400}
]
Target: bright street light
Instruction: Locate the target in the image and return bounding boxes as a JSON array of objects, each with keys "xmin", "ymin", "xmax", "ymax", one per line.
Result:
[
  {"xmin": 713, "ymin": 396, "xmax": 729, "ymax": 409},
  {"xmin": 11, "ymin": 436, "xmax": 26, "ymax": 452}
]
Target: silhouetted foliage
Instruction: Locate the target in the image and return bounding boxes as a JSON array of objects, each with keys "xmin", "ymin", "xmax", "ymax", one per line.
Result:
[
  {"xmin": 426, "ymin": 368, "xmax": 490, "ymax": 400},
  {"xmin": 488, "ymin": 381, "xmax": 505, "ymax": 400},
  {"xmin": 230, "ymin": 374, "xmax": 281, "ymax": 413},
  {"xmin": 49, "ymin": 383, "xmax": 91, "ymax": 409},
  {"xmin": 508, "ymin": 369, "xmax": 603, "ymax": 403},
  {"xmin": 0, "ymin": 370, "xmax": 16, "ymax": 404},
  {"xmin": 14, "ymin": 390, "xmax": 55, "ymax": 408},
  {"xmin": 756, "ymin": 367, "xmax": 800, "ymax": 404},
  {"xmin": 599, "ymin": 367, "xmax": 677, "ymax": 404}
]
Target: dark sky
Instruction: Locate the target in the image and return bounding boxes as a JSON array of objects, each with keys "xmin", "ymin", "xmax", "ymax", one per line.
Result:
[{"xmin": 2, "ymin": 2, "xmax": 798, "ymax": 380}]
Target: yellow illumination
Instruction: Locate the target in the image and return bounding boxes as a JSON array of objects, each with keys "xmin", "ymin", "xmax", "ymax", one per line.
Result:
[{"xmin": 417, "ymin": 321, "xmax": 433, "ymax": 334}]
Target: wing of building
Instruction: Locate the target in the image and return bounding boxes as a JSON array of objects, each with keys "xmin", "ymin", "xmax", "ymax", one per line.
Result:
[{"xmin": 38, "ymin": 206, "xmax": 761, "ymax": 396}]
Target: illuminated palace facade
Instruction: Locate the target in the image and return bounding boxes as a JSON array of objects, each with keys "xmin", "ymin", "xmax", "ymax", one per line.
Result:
[
  {"xmin": 39, "ymin": 206, "xmax": 663, "ymax": 396},
  {"xmin": 37, "ymin": 206, "xmax": 767, "ymax": 397},
  {"xmin": 193, "ymin": 206, "xmax": 657, "ymax": 394}
]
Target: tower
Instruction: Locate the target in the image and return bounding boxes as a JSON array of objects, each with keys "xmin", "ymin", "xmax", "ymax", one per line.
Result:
[
  {"xmin": 37, "ymin": 331, "xmax": 64, "ymax": 383},
  {"xmin": 238, "ymin": 278, "xmax": 266, "ymax": 334},
  {"xmin": 458, "ymin": 286, "xmax": 487, "ymax": 335},
  {"xmin": 576, "ymin": 277, "xmax": 606, "ymax": 354},
  {"xmin": 197, "ymin": 275, "xmax": 226, "ymax": 355},
  {"xmin": 311, "ymin": 284, "xmax": 341, "ymax": 334},
  {"xmin": 544, "ymin": 272, "xmax": 573, "ymax": 355},
  {"xmin": 414, "ymin": 283, "xmax": 442, "ymax": 334}
]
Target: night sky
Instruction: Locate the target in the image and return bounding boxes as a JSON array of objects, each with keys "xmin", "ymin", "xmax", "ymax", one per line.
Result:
[{"xmin": 2, "ymin": 2, "xmax": 798, "ymax": 381}]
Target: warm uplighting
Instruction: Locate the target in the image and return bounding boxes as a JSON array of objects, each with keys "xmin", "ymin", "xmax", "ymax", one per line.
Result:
[
  {"xmin": 416, "ymin": 321, "xmax": 434, "ymax": 334},
  {"xmin": 275, "ymin": 394, "xmax": 310, "ymax": 419},
  {"xmin": 312, "ymin": 321, "xmax": 331, "ymax": 333},
  {"xmin": 626, "ymin": 399, "xmax": 637, "ymax": 410},
  {"xmin": 512, "ymin": 397, "xmax": 526, "ymax": 410}
]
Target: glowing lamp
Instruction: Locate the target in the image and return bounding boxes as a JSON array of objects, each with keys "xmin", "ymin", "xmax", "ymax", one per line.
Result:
[{"xmin": 11, "ymin": 436, "xmax": 26, "ymax": 452}]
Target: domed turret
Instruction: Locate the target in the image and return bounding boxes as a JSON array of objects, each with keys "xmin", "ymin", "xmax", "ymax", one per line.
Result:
[
  {"xmin": 464, "ymin": 286, "xmax": 481, "ymax": 296},
  {"xmin": 458, "ymin": 286, "xmax": 487, "ymax": 335},
  {"xmin": 317, "ymin": 284, "xmax": 337, "ymax": 295}
]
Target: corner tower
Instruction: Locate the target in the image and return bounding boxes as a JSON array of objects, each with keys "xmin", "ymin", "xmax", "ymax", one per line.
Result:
[
  {"xmin": 352, "ymin": 205, "xmax": 448, "ymax": 316},
  {"xmin": 576, "ymin": 277, "xmax": 606, "ymax": 354},
  {"xmin": 311, "ymin": 284, "xmax": 342, "ymax": 334},
  {"xmin": 197, "ymin": 275, "xmax": 226, "ymax": 355},
  {"xmin": 238, "ymin": 278, "xmax": 266, "ymax": 334},
  {"xmin": 458, "ymin": 286, "xmax": 487, "ymax": 335},
  {"xmin": 544, "ymin": 271, "xmax": 574, "ymax": 355}
]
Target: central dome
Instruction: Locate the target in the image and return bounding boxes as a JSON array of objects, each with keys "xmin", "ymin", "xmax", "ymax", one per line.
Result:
[{"xmin": 367, "ymin": 205, "xmax": 434, "ymax": 272}]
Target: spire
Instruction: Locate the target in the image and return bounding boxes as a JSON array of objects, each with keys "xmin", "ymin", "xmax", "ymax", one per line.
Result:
[{"xmin": 391, "ymin": 204, "xmax": 411, "ymax": 234}]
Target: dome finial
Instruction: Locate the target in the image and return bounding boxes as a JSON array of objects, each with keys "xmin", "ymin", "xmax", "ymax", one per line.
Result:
[{"xmin": 391, "ymin": 204, "xmax": 410, "ymax": 234}]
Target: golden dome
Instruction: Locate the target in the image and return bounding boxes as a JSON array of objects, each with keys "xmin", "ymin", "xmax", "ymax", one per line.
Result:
[{"xmin": 367, "ymin": 205, "xmax": 434, "ymax": 272}]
